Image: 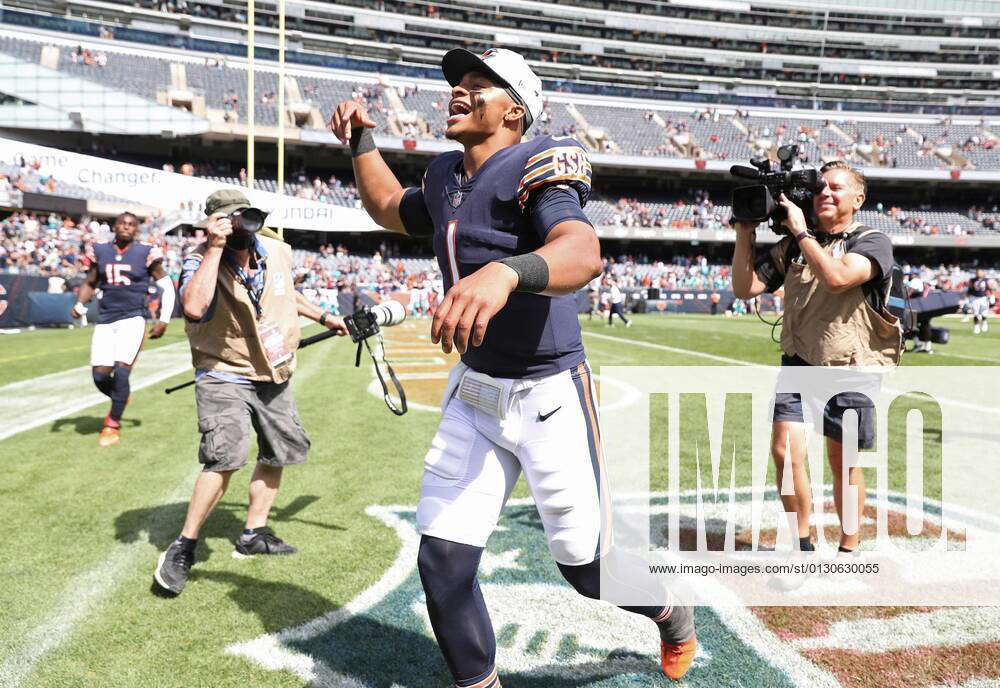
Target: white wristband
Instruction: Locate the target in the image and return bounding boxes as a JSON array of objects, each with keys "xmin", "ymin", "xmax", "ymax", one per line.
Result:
[{"xmin": 73, "ymin": 302, "xmax": 88, "ymax": 316}]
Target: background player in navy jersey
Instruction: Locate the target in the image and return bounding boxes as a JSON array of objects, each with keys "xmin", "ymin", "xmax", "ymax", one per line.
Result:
[
  {"xmin": 330, "ymin": 47, "xmax": 696, "ymax": 686},
  {"xmin": 967, "ymin": 268, "xmax": 992, "ymax": 334},
  {"xmin": 71, "ymin": 212, "xmax": 175, "ymax": 446}
]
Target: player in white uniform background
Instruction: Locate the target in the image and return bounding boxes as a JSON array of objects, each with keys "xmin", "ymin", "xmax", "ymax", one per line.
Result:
[{"xmin": 330, "ymin": 46, "xmax": 696, "ymax": 687}]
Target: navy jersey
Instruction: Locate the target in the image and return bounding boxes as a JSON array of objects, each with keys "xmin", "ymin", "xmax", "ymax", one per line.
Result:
[
  {"xmin": 415, "ymin": 135, "xmax": 593, "ymax": 378},
  {"xmin": 968, "ymin": 278, "xmax": 990, "ymax": 298},
  {"xmin": 89, "ymin": 241, "xmax": 162, "ymax": 324}
]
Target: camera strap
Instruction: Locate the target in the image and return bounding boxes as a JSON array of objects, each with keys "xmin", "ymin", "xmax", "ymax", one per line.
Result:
[
  {"xmin": 358, "ymin": 333, "xmax": 407, "ymax": 416},
  {"xmin": 225, "ymin": 249, "xmax": 266, "ymax": 320}
]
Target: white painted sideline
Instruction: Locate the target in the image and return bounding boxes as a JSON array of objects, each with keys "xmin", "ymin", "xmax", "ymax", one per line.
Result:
[
  {"xmin": 583, "ymin": 329, "xmax": 1000, "ymax": 417},
  {"xmin": 0, "ymin": 347, "xmax": 326, "ymax": 688},
  {"xmin": 0, "ymin": 341, "xmax": 193, "ymax": 442},
  {"xmin": 0, "ymin": 470, "xmax": 200, "ymax": 688}
]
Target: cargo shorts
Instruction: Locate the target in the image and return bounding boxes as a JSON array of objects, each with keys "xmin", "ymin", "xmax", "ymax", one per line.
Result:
[
  {"xmin": 772, "ymin": 354, "xmax": 877, "ymax": 450},
  {"xmin": 194, "ymin": 375, "xmax": 311, "ymax": 472}
]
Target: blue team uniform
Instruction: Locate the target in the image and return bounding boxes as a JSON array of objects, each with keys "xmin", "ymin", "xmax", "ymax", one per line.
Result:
[
  {"xmin": 89, "ymin": 241, "xmax": 162, "ymax": 324},
  {"xmin": 404, "ymin": 134, "xmax": 593, "ymax": 378},
  {"xmin": 968, "ymin": 278, "xmax": 990, "ymax": 298}
]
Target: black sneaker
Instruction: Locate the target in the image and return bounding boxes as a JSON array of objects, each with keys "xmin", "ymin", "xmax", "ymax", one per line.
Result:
[
  {"xmin": 233, "ymin": 529, "xmax": 298, "ymax": 559},
  {"xmin": 154, "ymin": 541, "xmax": 194, "ymax": 595}
]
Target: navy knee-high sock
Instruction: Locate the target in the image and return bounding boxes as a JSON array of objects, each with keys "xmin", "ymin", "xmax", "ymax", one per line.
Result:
[
  {"xmin": 110, "ymin": 365, "xmax": 131, "ymax": 421},
  {"xmin": 92, "ymin": 368, "xmax": 114, "ymax": 398},
  {"xmin": 418, "ymin": 536, "xmax": 497, "ymax": 685}
]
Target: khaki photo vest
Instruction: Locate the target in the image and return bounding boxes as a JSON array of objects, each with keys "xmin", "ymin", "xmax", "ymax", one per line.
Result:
[
  {"xmin": 185, "ymin": 235, "xmax": 301, "ymax": 383},
  {"xmin": 779, "ymin": 227, "xmax": 903, "ymax": 367}
]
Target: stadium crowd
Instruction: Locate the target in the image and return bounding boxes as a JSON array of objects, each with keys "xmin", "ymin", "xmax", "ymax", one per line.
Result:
[{"xmin": 5, "ymin": 212, "xmax": 999, "ymax": 314}]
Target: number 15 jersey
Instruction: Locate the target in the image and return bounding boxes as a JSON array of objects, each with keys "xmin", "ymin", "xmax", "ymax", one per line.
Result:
[{"xmin": 88, "ymin": 241, "xmax": 162, "ymax": 324}]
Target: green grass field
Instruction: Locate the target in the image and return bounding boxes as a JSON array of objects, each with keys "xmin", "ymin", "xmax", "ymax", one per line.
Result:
[{"xmin": 1, "ymin": 313, "xmax": 997, "ymax": 688}]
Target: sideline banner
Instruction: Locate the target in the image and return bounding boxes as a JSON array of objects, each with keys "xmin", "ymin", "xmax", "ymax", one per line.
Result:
[{"xmin": 0, "ymin": 138, "xmax": 383, "ymax": 233}]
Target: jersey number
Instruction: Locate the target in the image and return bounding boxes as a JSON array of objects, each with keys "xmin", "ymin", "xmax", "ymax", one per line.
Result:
[
  {"xmin": 445, "ymin": 220, "xmax": 460, "ymax": 286},
  {"xmin": 105, "ymin": 264, "xmax": 132, "ymax": 286}
]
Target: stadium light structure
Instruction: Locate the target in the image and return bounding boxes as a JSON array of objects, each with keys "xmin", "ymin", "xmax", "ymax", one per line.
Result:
[
  {"xmin": 246, "ymin": 0, "xmax": 255, "ymax": 190},
  {"xmin": 276, "ymin": 0, "xmax": 286, "ymax": 240}
]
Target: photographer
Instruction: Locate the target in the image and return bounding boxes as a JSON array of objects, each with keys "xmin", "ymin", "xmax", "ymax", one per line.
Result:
[
  {"xmin": 731, "ymin": 161, "xmax": 902, "ymax": 556},
  {"xmin": 153, "ymin": 190, "xmax": 348, "ymax": 596}
]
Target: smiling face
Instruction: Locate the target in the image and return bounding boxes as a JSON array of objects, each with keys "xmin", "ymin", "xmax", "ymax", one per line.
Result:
[
  {"xmin": 446, "ymin": 71, "xmax": 524, "ymax": 144},
  {"xmin": 813, "ymin": 167, "xmax": 865, "ymax": 230}
]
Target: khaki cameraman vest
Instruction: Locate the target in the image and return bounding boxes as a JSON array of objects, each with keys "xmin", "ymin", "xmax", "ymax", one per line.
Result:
[
  {"xmin": 779, "ymin": 227, "xmax": 903, "ymax": 367},
  {"xmin": 185, "ymin": 235, "xmax": 300, "ymax": 383}
]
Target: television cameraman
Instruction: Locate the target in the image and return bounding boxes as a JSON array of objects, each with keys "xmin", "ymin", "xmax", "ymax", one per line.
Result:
[
  {"xmin": 152, "ymin": 190, "xmax": 348, "ymax": 596},
  {"xmin": 730, "ymin": 160, "xmax": 902, "ymax": 556}
]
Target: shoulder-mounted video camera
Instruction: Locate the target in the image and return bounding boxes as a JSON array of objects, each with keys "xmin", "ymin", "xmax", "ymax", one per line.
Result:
[{"xmin": 730, "ymin": 144, "xmax": 826, "ymax": 233}]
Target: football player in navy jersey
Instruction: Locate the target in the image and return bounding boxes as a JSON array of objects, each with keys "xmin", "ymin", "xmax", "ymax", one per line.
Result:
[
  {"xmin": 330, "ymin": 48, "xmax": 696, "ymax": 686},
  {"xmin": 967, "ymin": 268, "xmax": 992, "ymax": 335},
  {"xmin": 71, "ymin": 212, "xmax": 175, "ymax": 446}
]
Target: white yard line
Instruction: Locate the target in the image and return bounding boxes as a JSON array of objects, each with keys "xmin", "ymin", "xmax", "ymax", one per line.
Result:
[
  {"xmin": 0, "ymin": 342, "xmax": 192, "ymax": 442},
  {"xmin": 583, "ymin": 330, "xmax": 1000, "ymax": 417},
  {"xmin": 584, "ymin": 330, "xmax": 764, "ymax": 368},
  {"xmin": 0, "ymin": 347, "xmax": 325, "ymax": 688},
  {"xmin": 0, "ymin": 471, "xmax": 200, "ymax": 688}
]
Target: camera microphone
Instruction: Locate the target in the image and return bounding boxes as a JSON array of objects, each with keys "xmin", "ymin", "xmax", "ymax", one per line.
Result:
[
  {"xmin": 729, "ymin": 165, "xmax": 762, "ymax": 181},
  {"xmin": 370, "ymin": 300, "xmax": 406, "ymax": 328}
]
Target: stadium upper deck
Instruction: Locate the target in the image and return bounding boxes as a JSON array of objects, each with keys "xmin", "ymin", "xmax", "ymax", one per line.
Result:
[
  {"xmin": 1, "ymin": 31, "xmax": 997, "ymax": 175},
  {"xmin": 3, "ymin": 0, "xmax": 1000, "ymax": 114}
]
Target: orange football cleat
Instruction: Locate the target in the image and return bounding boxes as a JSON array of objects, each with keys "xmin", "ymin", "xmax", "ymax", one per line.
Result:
[
  {"xmin": 98, "ymin": 424, "xmax": 120, "ymax": 447},
  {"xmin": 660, "ymin": 635, "xmax": 697, "ymax": 681}
]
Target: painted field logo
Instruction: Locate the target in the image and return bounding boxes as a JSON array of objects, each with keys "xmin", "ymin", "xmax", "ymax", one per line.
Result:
[{"xmin": 226, "ymin": 492, "xmax": 1000, "ymax": 688}]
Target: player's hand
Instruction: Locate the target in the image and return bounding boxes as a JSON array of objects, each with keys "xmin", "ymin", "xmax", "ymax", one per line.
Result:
[
  {"xmin": 205, "ymin": 212, "xmax": 232, "ymax": 249},
  {"xmin": 322, "ymin": 314, "xmax": 349, "ymax": 336},
  {"xmin": 329, "ymin": 100, "xmax": 377, "ymax": 143},
  {"xmin": 149, "ymin": 322, "xmax": 168, "ymax": 339},
  {"xmin": 431, "ymin": 263, "xmax": 519, "ymax": 354},
  {"xmin": 778, "ymin": 194, "xmax": 808, "ymax": 234},
  {"xmin": 732, "ymin": 219, "xmax": 759, "ymax": 233}
]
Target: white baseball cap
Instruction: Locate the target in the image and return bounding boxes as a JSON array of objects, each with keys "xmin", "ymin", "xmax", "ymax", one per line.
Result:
[{"xmin": 442, "ymin": 48, "xmax": 543, "ymax": 132}]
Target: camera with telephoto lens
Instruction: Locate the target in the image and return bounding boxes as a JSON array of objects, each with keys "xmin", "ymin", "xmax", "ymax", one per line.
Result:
[
  {"xmin": 344, "ymin": 301, "xmax": 406, "ymax": 343},
  {"xmin": 229, "ymin": 207, "xmax": 267, "ymax": 234},
  {"xmin": 730, "ymin": 145, "xmax": 826, "ymax": 233}
]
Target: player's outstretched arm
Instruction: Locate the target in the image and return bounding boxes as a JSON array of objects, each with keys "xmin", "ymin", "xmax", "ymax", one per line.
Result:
[
  {"xmin": 329, "ymin": 100, "xmax": 408, "ymax": 234},
  {"xmin": 71, "ymin": 264, "xmax": 99, "ymax": 319},
  {"xmin": 533, "ymin": 220, "xmax": 603, "ymax": 297}
]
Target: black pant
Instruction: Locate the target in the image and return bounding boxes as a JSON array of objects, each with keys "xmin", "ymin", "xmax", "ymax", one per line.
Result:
[{"xmin": 609, "ymin": 302, "xmax": 629, "ymax": 324}]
